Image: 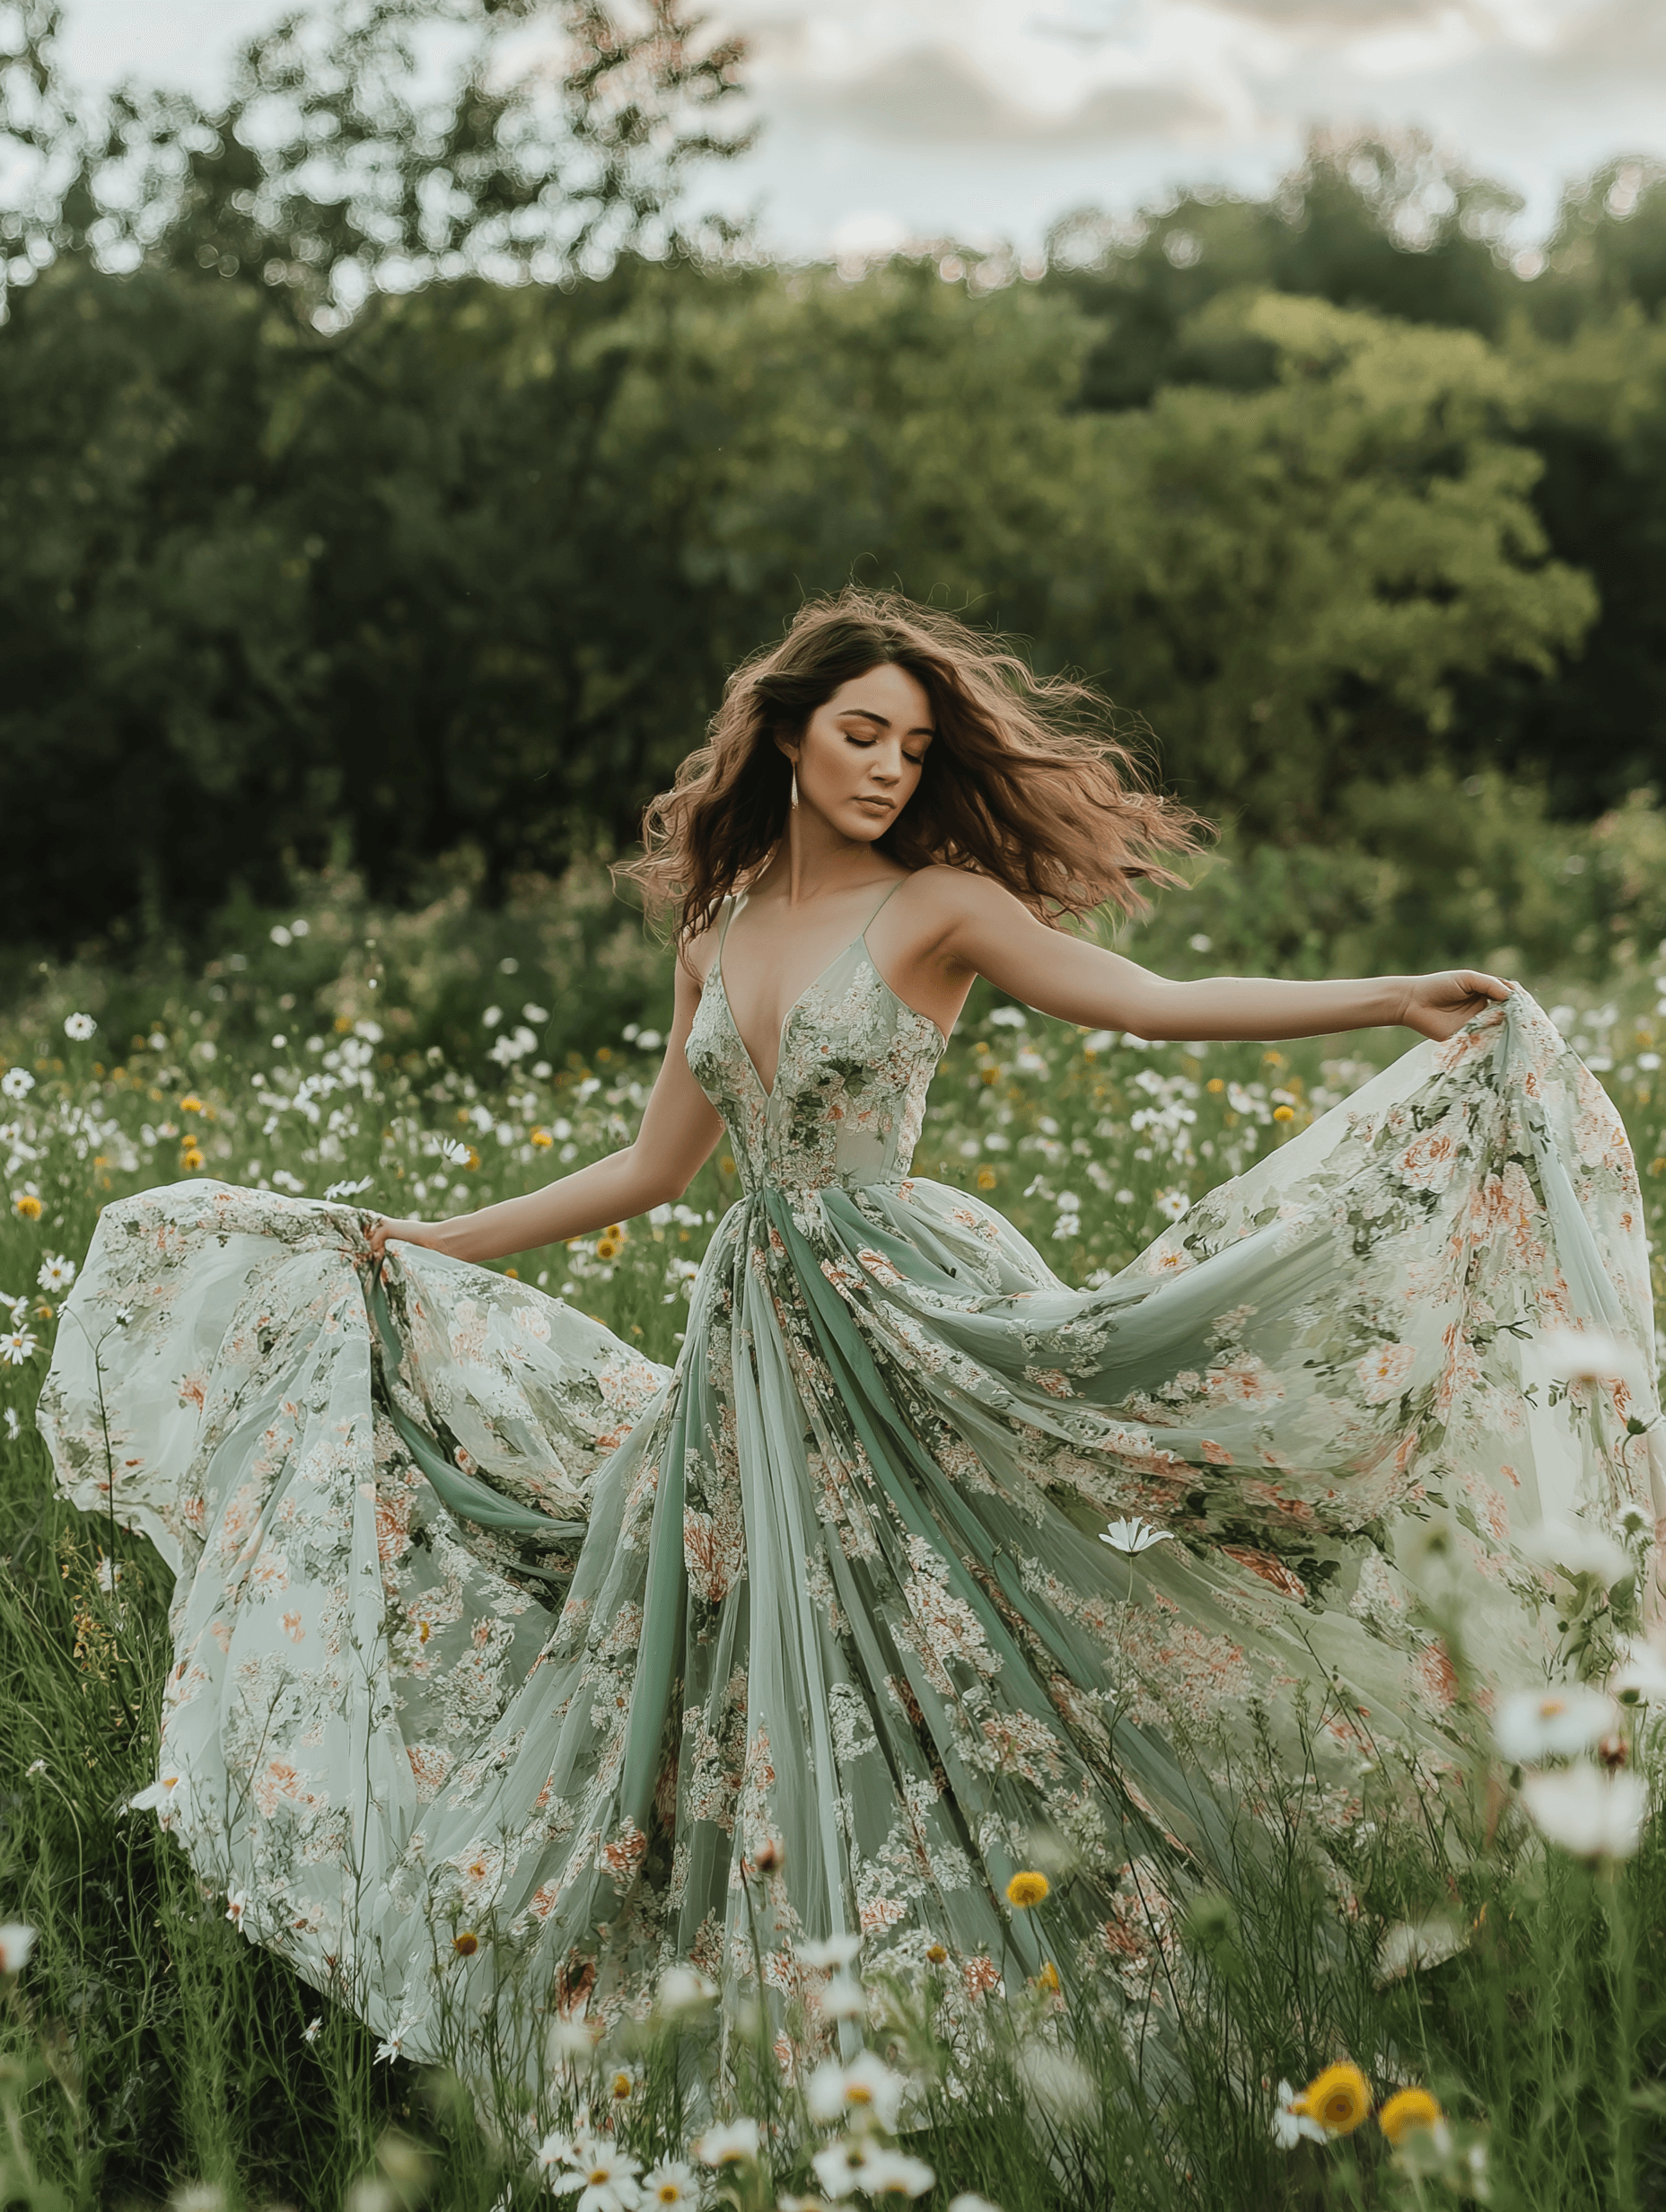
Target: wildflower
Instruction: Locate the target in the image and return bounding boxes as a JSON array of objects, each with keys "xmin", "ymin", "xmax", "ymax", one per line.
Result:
[
  {"xmin": 1609, "ymin": 1635, "xmax": 1666, "ymax": 1707},
  {"xmin": 547, "ymin": 2017, "xmax": 599, "ymax": 2060},
  {"xmin": 532, "ymin": 1128, "xmax": 555, "ymax": 1147},
  {"xmin": 438, "ymin": 1137, "xmax": 471, "ymax": 1166},
  {"xmin": 128, "ymin": 1770, "xmax": 189, "ymax": 1826},
  {"xmin": 37, "ymin": 1254, "xmax": 75, "ymax": 1293},
  {"xmin": 657, "ymin": 1963, "xmax": 718, "ymax": 2013},
  {"xmin": 95, "ymin": 1555, "xmax": 121, "ymax": 1593},
  {"xmin": 1271, "ymin": 2079, "xmax": 1327, "ymax": 2149},
  {"xmin": 1378, "ymin": 2087, "xmax": 1443, "ymax": 2146},
  {"xmin": 1099, "ymin": 1517, "xmax": 1174, "ymax": 1556},
  {"xmin": 303, "ymin": 2016, "xmax": 322, "ymax": 2043},
  {"xmin": 324, "ymin": 1177, "xmax": 375, "ymax": 1201},
  {"xmin": 1540, "ymin": 1326, "xmax": 1644, "ymax": 1388},
  {"xmin": 1154, "ymin": 1189, "xmax": 1188, "ymax": 1222},
  {"xmin": 1272, "ymin": 1104, "xmax": 1294, "ymax": 1122},
  {"xmin": 1520, "ymin": 1516, "xmax": 1634, "ymax": 1588},
  {"xmin": 798, "ymin": 1932, "xmax": 861, "ymax": 1969},
  {"xmin": 1034, "ymin": 1961, "xmax": 1061, "ymax": 1994},
  {"xmin": 694, "ymin": 2118, "xmax": 761, "ymax": 2167},
  {"xmin": 805, "ymin": 2050, "xmax": 907, "ymax": 2131},
  {"xmin": 2, "ymin": 1327, "xmax": 39, "ymax": 1365},
  {"xmin": 12, "ymin": 1196, "xmax": 42, "ymax": 1221},
  {"xmin": 1301, "ymin": 2062, "xmax": 1371, "ymax": 2136},
  {"xmin": 1013, "ymin": 2044, "xmax": 1095, "ymax": 2124},
  {"xmin": 24, "ymin": 1759, "xmax": 45, "ymax": 1777},
  {"xmin": 818, "ymin": 1972, "xmax": 865, "ymax": 2020},
  {"xmin": 1521, "ymin": 1760, "xmax": 1648, "ymax": 1859},
  {"xmin": 1006, "ymin": 1870, "xmax": 1049, "ymax": 1908},
  {"xmin": 0, "ymin": 1922, "xmax": 38, "ymax": 1972},
  {"xmin": 976, "ymin": 1166, "xmax": 997, "ymax": 1189},
  {"xmin": 1495, "ymin": 1684, "xmax": 1618, "ymax": 1764},
  {"xmin": 180, "ymin": 1094, "xmax": 205, "ymax": 1115},
  {"xmin": 609, "ymin": 2064, "xmax": 638, "ymax": 2102},
  {"xmin": 948, "ymin": 2199, "xmax": 1005, "ymax": 2212},
  {"xmin": 550, "ymin": 2136, "xmax": 644, "ymax": 2212},
  {"xmin": 1, "ymin": 1067, "xmax": 35, "ymax": 1100},
  {"xmin": 925, "ymin": 1942, "xmax": 949, "ymax": 1964},
  {"xmin": 224, "ymin": 1889, "xmax": 249, "ymax": 1930},
  {"xmin": 641, "ymin": 2162, "xmax": 698, "ymax": 2206},
  {"xmin": 452, "ymin": 1931, "xmax": 479, "ymax": 1957},
  {"xmin": 4, "ymin": 1409, "xmax": 18, "ymax": 1440},
  {"xmin": 373, "ymin": 2033, "xmax": 404, "ymax": 2063}
]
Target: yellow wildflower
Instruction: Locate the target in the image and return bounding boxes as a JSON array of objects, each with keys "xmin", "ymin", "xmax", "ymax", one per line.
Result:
[
  {"xmin": 180, "ymin": 1094, "xmax": 204, "ymax": 1114},
  {"xmin": 1273, "ymin": 1104, "xmax": 1295, "ymax": 1122},
  {"xmin": 452, "ymin": 1931, "xmax": 479, "ymax": 1957},
  {"xmin": 13, "ymin": 1196, "xmax": 42, "ymax": 1220},
  {"xmin": 531, "ymin": 1128, "xmax": 554, "ymax": 1147},
  {"xmin": 1206, "ymin": 1077, "xmax": 1224, "ymax": 1093},
  {"xmin": 596, "ymin": 1237, "xmax": 620, "ymax": 1261},
  {"xmin": 1006, "ymin": 1871, "xmax": 1049, "ymax": 1909},
  {"xmin": 1377, "ymin": 2087, "xmax": 1442, "ymax": 2145},
  {"xmin": 1302, "ymin": 2062, "xmax": 1371, "ymax": 2137},
  {"xmin": 1035, "ymin": 1962, "xmax": 1061, "ymax": 1993},
  {"xmin": 925, "ymin": 1942, "xmax": 949, "ymax": 1964},
  {"xmin": 976, "ymin": 1167, "xmax": 997, "ymax": 1189}
]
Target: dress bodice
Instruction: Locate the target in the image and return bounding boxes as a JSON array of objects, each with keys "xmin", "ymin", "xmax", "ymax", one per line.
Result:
[{"xmin": 683, "ymin": 886, "xmax": 948, "ymax": 1195}]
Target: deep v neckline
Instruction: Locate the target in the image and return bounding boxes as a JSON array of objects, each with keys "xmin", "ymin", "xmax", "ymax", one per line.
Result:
[{"xmin": 715, "ymin": 882, "xmax": 909, "ymax": 1102}]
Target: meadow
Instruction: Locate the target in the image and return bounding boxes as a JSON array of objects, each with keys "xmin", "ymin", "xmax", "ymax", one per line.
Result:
[{"xmin": 5, "ymin": 881, "xmax": 1666, "ymax": 2211}]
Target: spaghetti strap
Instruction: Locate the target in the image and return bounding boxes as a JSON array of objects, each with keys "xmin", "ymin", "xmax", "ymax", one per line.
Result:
[{"xmin": 858, "ymin": 874, "xmax": 909, "ymax": 941}]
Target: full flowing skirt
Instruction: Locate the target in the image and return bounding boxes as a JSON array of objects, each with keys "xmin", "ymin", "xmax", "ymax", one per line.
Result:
[{"xmin": 37, "ymin": 993, "xmax": 1665, "ymax": 2085}]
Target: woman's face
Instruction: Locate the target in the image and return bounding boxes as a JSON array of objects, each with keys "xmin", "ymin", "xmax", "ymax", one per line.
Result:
[{"xmin": 787, "ymin": 663, "xmax": 935, "ymax": 843}]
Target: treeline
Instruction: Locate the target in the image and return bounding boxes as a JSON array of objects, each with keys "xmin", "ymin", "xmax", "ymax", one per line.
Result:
[{"xmin": 4, "ymin": 2, "xmax": 1666, "ymax": 953}]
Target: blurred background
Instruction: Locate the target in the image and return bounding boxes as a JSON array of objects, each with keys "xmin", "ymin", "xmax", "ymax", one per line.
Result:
[{"xmin": 6, "ymin": 0, "xmax": 1666, "ymax": 1060}]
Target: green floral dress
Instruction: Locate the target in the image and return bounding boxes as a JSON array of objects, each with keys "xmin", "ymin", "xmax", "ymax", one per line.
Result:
[{"xmin": 37, "ymin": 901, "xmax": 1664, "ymax": 2086}]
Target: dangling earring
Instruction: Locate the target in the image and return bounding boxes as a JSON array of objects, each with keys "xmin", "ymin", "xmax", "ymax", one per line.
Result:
[{"xmin": 790, "ymin": 763, "xmax": 800, "ymax": 811}]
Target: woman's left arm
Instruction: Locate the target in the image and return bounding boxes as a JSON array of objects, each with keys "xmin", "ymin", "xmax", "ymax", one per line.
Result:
[{"xmin": 933, "ymin": 875, "xmax": 1509, "ymax": 1046}]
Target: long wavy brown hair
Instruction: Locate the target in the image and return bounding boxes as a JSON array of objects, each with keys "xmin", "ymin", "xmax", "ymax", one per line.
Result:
[{"xmin": 618, "ymin": 588, "xmax": 1206, "ymax": 945}]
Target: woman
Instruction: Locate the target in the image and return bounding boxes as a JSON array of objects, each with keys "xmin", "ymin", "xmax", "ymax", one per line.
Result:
[{"xmin": 39, "ymin": 590, "xmax": 1662, "ymax": 2092}]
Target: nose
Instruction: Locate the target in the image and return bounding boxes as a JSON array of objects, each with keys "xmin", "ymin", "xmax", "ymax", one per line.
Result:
[{"xmin": 870, "ymin": 741, "xmax": 904, "ymax": 784}]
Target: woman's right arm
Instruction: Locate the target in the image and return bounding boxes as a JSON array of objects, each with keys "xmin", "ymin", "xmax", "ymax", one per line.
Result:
[{"xmin": 366, "ymin": 952, "xmax": 723, "ymax": 1268}]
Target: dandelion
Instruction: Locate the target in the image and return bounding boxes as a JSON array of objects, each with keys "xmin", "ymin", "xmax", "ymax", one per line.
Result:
[
  {"xmin": 0, "ymin": 1922, "xmax": 38, "ymax": 1972},
  {"xmin": 1271, "ymin": 2079, "xmax": 1327, "ymax": 2149},
  {"xmin": 1495, "ymin": 1684, "xmax": 1618, "ymax": 1764},
  {"xmin": 2, "ymin": 1327, "xmax": 39, "ymax": 1365},
  {"xmin": 641, "ymin": 2162, "xmax": 698, "ymax": 2206},
  {"xmin": 1005, "ymin": 1870, "xmax": 1049, "ymax": 1909},
  {"xmin": 1100, "ymin": 1516, "xmax": 1173, "ymax": 1554},
  {"xmin": 1521, "ymin": 1760, "xmax": 1648, "ymax": 1859},
  {"xmin": 1, "ymin": 1067, "xmax": 35, "ymax": 1100},
  {"xmin": 12, "ymin": 1195, "xmax": 42, "ymax": 1221},
  {"xmin": 37, "ymin": 1254, "xmax": 75, "ymax": 1293},
  {"xmin": 1301, "ymin": 2062, "xmax": 1371, "ymax": 2137},
  {"xmin": 1378, "ymin": 2087, "xmax": 1443, "ymax": 2146},
  {"xmin": 694, "ymin": 2118, "xmax": 761, "ymax": 2167},
  {"xmin": 452, "ymin": 1931, "xmax": 478, "ymax": 1957}
]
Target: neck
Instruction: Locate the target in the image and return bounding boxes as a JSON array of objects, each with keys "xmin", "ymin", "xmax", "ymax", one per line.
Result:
[{"xmin": 768, "ymin": 806, "xmax": 883, "ymax": 910}]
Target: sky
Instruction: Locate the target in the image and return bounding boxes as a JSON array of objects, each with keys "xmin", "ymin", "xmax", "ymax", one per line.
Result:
[{"xmin": 51, "ymin": 0, "xmax": 1666, "ymax": 259}]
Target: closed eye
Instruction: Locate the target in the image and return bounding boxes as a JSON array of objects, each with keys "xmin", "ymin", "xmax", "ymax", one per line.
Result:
[{"xmin": 845, "ymin": 734, "xmax": 929, "ymax": 765}]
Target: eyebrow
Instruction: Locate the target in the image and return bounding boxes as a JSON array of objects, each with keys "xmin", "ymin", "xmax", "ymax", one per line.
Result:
[{"xmin": 838, "ymin": 707, "xmax": 936, "ymax": 739}]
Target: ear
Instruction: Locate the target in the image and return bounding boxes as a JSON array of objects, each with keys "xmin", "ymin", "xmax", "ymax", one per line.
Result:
[{"xmin": 772, "ymin": 733, "xmax": 801, "ymax": 763}]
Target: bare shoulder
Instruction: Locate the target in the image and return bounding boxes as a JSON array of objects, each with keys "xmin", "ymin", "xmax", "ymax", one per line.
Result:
[{"xmin": 898, "ymin": 865, "xmax": 1036, "ymax": 936}]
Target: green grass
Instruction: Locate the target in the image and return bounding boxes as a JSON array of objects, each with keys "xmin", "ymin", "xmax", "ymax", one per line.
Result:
[{"xmin": 6, "ymin": 916, "xmax": 1666, "ymax": 2209}]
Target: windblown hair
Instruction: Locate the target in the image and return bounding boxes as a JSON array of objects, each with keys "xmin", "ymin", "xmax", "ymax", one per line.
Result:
[{"xmin": 618, "ymin": 588, "xmax": 1206, "ymax": 945}]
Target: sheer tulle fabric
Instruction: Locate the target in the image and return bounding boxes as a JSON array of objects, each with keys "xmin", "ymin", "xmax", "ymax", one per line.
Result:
[{"xmin": 39, "ymin": 920, "xmax": 1662, "ymax": 2085}]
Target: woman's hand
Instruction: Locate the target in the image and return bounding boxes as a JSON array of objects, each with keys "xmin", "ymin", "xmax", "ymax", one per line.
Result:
[
  {"xmin": 1398, "ymin": 970, "xmax": 1512, "ymax": 1042},
  {"xmin": 364, "ymin": 1215, "xmax": 445, "ymax": 1265}
]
